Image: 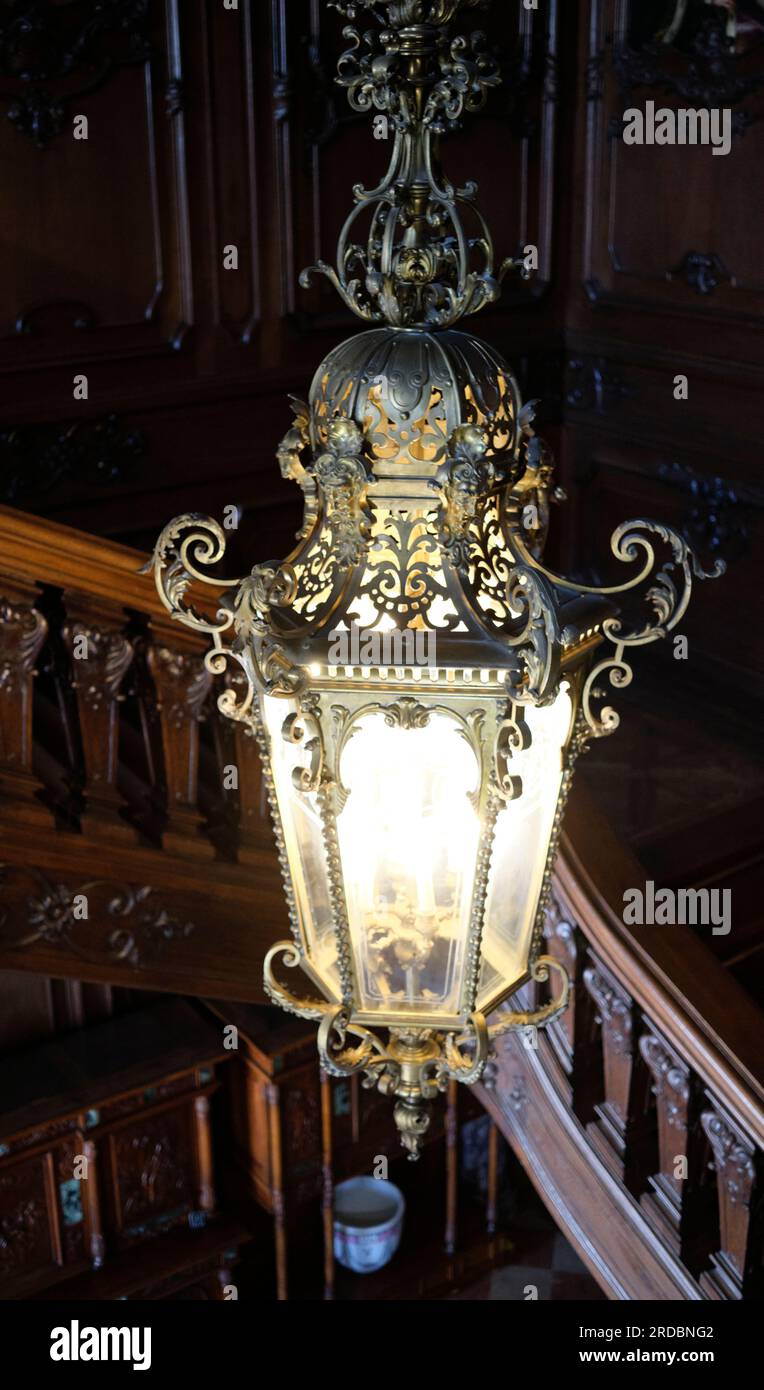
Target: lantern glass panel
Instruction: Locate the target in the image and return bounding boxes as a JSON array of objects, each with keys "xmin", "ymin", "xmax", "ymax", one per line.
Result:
[
  {"xmin": 262, "ymin": 693, "xmax": 340, "ymax": 998},
  {"xmin": 477, "ymin": 683, "xmax": 574, "ymax": 1013},
  {"xmin": 336, "ymin": 708, "xmax": 481, "ymax": 1018}
]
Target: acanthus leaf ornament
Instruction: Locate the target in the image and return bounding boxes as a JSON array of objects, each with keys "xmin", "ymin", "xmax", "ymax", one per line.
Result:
[
  {"xmin": 277, "ymin": 397, "xmax": 319, "ymax": 541},
  {"xmin": 145, "ymin": 0, "xmax": 725, "ymax": 1161}
]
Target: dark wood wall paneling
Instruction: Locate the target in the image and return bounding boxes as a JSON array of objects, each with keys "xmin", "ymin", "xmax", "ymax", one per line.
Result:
[
  {"xmin": 562, "ymin": 0, "xmax": 764, "ymax": 698},
  {"xmin": 0, "ymin": 0, "xmax": 562, "ymax": 559},
  {"xmin": 2, "ymin": 0, "xmax": 763, "ymax": 969}
]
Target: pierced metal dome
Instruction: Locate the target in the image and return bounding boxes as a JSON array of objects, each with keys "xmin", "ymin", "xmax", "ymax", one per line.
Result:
[{"xmin": 309, "ymin": 328, "xmax": 522, "ymax": 481}]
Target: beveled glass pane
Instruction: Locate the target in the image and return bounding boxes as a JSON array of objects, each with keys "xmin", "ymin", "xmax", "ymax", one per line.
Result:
[
  {"xmin": 477, "ymin": 684, "xmax": 574, "ymax": 1014},
  {"xmin": 262, "ymin": 694, "xmax": 340, "ymax": 998},
  {"xmin": 336, "ymin": 707, "xmax": 481, "ymax": 1018}
]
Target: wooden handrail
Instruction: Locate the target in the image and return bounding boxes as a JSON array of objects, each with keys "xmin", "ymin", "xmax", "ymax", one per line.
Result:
[
  {"xmin": 560, "ymin": 782, "xmax": 764, "ymax": 1145},
  {"xmin": 0, "ymin": 504, "xmax": 165, "ymax": 615},
  {"xmin": 0, "ymin": 504, "xmax": 224, "ymax": 632}
]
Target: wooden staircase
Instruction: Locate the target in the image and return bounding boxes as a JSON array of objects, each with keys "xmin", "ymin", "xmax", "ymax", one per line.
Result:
[
  {"xmin": 0, "ymin": 504, "xmax": 283, "ymax": 1002},
  {"xmin": 479, "ymin": 785, "xmax": 764, "ymax": 1300},
  {"xmin": 1, "ymin": 504, "xmax": 762, "ymax": 1300}
]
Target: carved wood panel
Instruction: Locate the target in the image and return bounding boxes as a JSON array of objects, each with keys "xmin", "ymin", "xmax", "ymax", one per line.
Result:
[
  {"xmin": 184, "ymin": 0, "xmax": 262, "ymax": 349},
  {"xmin": 105, "ymin": 1102, "xmax": 196, "ymax": 1246},
  {"xmin": 581, "ymin": 0, "xmax": 764, "ymax": 335},
  {"xmin": 0, "ymin": 1149, "xmax": 60, "ymax": 1292},
  {"xmin": 0, "ymin": 0, "xmax": 193, "ymax": 376},
  {"xmin": 0, "ymin": 0, "xmax": 566, "ymax": 545},
  {"xmin": 557, "ymin": 428, "xmax": 763, "ymax": 696},
  {"xmin": 273, "ymin": 0, "xmax": 560, "ymax": 330}
]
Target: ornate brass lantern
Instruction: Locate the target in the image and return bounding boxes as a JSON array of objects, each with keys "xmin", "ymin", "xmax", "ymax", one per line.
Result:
[{"xmin": 147, "ymin": 0, "xmax": 723, "ymax": 1157}]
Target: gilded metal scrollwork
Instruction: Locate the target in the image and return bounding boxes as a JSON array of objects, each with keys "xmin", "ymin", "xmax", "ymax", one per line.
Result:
[
  {"xmin": 144, "ymin": 512, "xmax": 303, "ymax": 727},
  {"xmin": 487, "ymin": 956, "xmax": 570, "ymax": 1038},
  {"xmin": 494, "ymin": 702, "xmax": 530, "ymax": 802},
  {"xmin": 303, "ymin": 2, "xmax": 526, "ymax": 327},
  {"xmin": 143, "ymin": 513, "xmax": 239, "ymax": 636},
  {"xmin": 282, "ymin": 694, "xmax": 325, "ymax": 793},
  {"xmin": 355, "ymin": 508, "xmax": 459, "ymax": 630},
  {"xmin": 506, "ymin": 566, "xmax": 563, "ymax": 706},
  {"xmin": 263, "ymin": 941, "xmax": 332, "ymax": 1021},
  {"xmin": 318, "ymin": 1005, "xmax": 391, "ymax": 1078},
  {"xmin": 440, "ymin": 423, "xmax": 494, "ymax": 572},
  {"xmin": 277, "ymin": 397, "xmax": 319, "ymax": 541},
  {"xmin": 314, "ymin": 418, "xmax": 372, "ymax": 565},
  {"xmin": 506, "ymin": 517, "xmax": 725, "ymax": 738},
  {"xmin": 443, "ymin": 1011, "xmax": 489, "ymax": 1084}
]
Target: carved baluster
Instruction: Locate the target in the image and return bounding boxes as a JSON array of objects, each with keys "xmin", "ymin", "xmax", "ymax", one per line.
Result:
[
  {"xmin": 0, "ymin": 579, "xmax": 51, "ymax": 829},
  {"xmin": 638, "ymin": 1026, "xmax": 714, "ymax": 1271},
  {"xmin": 147, "ymin": 630, "xmax": 214, "ymax": 859},
  {"xmin": 583, "ymin": 953, "xmax": 655, "ymax": 1192},
  {"xmin": 700, "ymin": 1096, "xmax": 763, "ymax": 1300},
  {"xmin": 638, "ymin": 1028, "xmax": 690, "ymax": 1247},
  {"xmin": 62, "ymin": 593, "xmax": 135, "ymax": 841},
  {"xmin": 543, "ymin": 891, "xmax": 600, "ymax": 1119}
]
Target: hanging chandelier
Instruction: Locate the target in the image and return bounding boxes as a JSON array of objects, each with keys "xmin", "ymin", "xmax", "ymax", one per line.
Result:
[{"xmin": 146, "ymin": 0, "xmax": 723, "ymax": 1158}]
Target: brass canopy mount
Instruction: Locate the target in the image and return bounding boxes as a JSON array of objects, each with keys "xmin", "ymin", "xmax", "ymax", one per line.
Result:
[{"xmin": 301, "ymin": 0, "xmax": 528, "ymax": 329}]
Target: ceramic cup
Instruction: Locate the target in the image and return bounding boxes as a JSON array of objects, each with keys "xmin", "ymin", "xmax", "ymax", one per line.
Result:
[{"xmin": 333, "ymin": 1176, "xmax": 405, "ymax": 1274}]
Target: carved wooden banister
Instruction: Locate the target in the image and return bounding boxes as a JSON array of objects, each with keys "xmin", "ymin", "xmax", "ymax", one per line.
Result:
[
  {"xmin": 0, "ymin": 505, "xmax": 284, "ymax": 1002},
  {"xmin": 479, "ymin": 782, "xmax": 764, "ymax": 1302},
  {"xmin": 0, "ymin": 506, "xmax": 175, "ymax": 613},
  {"xmin": 557, "ymin": 785, "xmax": 764, "ymax": 1145}
]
